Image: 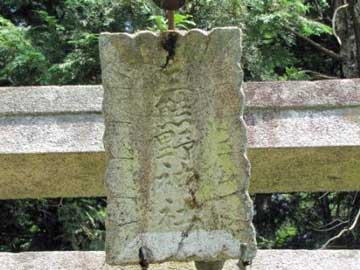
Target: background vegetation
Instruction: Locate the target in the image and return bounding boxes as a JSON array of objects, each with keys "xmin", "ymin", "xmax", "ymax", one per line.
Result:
[{"xmin": 0, "ymin": 0, "xmax": 359, "ymax": 251}]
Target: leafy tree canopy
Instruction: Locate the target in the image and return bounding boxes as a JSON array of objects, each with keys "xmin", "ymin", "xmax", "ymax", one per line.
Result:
[{"xmin": 0, "ymin": 0, "xmax": 339, "ymax": 85}]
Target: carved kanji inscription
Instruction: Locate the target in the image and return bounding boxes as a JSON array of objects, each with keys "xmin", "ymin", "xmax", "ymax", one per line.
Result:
[{"xmin": 100, "ymin": 28, "xmax": 256, "ymax": 265}]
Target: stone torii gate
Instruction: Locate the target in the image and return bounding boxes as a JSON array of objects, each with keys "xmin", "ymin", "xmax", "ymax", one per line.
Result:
[
  {"xmin": 0, "ymin": 1, "xmax": 359, "ymax": 268},
  {"xmin": 0, "ymin": 81, "xmax": 359, "ymax": 270}
]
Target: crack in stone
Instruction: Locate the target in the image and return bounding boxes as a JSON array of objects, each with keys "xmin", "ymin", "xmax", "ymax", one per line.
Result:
[
  {"xmin": 114, "ymin": 220, "xmax": 139, "ymax": 227},
  {"xmin": 161, "ymin": 32, "xmax": 178, "ymax": 69},
  {"xmin": 175, "ymin": 220, "xmax": 196, "ymax": 256}
]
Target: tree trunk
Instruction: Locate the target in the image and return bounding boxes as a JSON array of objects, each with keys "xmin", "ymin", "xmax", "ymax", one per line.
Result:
[{"xmin": 335, "ymin": 0, "xmax": 360, "ymax": 77}]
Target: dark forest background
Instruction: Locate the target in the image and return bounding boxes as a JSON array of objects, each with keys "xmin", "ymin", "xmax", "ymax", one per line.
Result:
[{"xmin": 0, "ymin": 0, "xmax": 359, "ymax": 251}]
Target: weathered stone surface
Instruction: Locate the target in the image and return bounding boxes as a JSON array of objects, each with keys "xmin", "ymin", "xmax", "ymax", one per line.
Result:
[
  {"xmin": 245, "ymin": 79, "xmax": 360, "ymax": 109},
  {"xmin": 99, "ymin": 28, "xmax": 256, "ymax": 265},
  {"xmin": 249, "ymin": 146, "xmax": 360, "ymax": 193},
  {"xmin": 0, "ymin": 80, "xmax": 359, "ymax": 199},
  {"xmin": 0, "ymin": 152, "xmax": 105, "ymax": 199},
  {"xmin": 0, "ymin": 114, "xmax": 103, "ymax": 154},
  {"xmin": 1, "ymin": 250, "xmax": 359, "ymax": 270},
  {"xmin": 0, "ymin": 85, "xmax": 103, "ymax": 116},
  {"xmin": 246, "ymin": 108, "xmax": 360, "ymax": 148}
]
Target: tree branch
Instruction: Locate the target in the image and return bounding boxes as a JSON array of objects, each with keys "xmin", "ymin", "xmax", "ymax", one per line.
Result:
[
  {"xmin": 321, "ymin": 208, "xmax": 360, "ymax": 249},
  {"xmin": 301, "ymin": 70, "xmax": 339, "ymax": 80},
  {"xmin": 285, "ymin": 26, "xmax": 343, "ymax": 62},
  {"xmin": 312, "ymin": 219, "xmax": 349, "ymax": 232},
  {"xmin": 332, "ymin": 3, "xmax": 349, "ymax": 45}
]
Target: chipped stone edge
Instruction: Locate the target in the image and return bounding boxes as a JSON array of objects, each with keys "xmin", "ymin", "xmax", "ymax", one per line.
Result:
[
  {"xmin": 100, "ymin": 27, "xmax": 256, "ymax": 265},
  {"xmin": 100, "ymin": 27, "xmax": 241, "ymax": 39}
]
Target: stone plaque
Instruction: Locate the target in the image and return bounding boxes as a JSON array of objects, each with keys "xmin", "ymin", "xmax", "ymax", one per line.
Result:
[{"xmin": 99, "ymin": 27, "xmax": 256, "ymax": 266}]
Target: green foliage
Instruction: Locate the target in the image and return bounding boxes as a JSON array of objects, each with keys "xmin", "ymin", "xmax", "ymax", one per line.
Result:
[
  {"xmin": 175, "ymin": 14, "xmax": 196, "ymax": 30},
  {"xmin": 149, "ymin": 13, "xmax": 196, "ymax": 31},
  {"xmin": 57, "ymin": 199, "xmax": 106, "ymax": 250},
  {"xmin": 299, "ymin": 16, "xmax": 332, "ymax": 36},
  {"xmin": 0, "ymin": 198, "xmax": 105, "ymax": 251},
  {"xmin": 0, "ymin": 0, "xmax": 160, "ymax": 85},
  {"xmin": 0, "ymin": 0, "xmax": 338, "ymax": 84},
  {"xmin": 184, "ymin": 0, "xmax": 336, "ymax": 80},
  {"xmin": 254, "ymin": 192, "xmax": 360, "ymax": 249},
  {"xmin": 275, "ymin": 223, "xmax": 298, "ymax": 247},
  {"xmin": 240, "ymin": 0, "xmax": 334, "ymax": 80},
  {"xmin": 279, "ymin": 67, "xmax": 310, "ymax": 80},
  {"xmin": 0, "ymin": 16, "xmax": 48, "ymax": 85},
  {"xmin": 148, "ymin": 15, "xmax": 168, "ymax": 31}
]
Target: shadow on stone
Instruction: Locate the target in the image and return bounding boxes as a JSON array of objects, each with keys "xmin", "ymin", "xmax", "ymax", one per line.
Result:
[{"xmin": 195, "ymin": 261, "xmax": 225, "ymax": 270}]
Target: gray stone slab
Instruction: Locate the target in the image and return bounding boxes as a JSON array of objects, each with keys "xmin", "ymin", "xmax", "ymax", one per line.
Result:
[
  {"xmin": 2, "ymin": 80, "xmax": 359, "ymax": 117},
  {"xmin": 246, "ymin": 108, "xmax": 360, "ymax": 148},
  {"xmin": 99, "ymin": 28, "xmax": 256, "ymax": 265},
  {"xmin": 245, "ymin": 79, "xmax": 360, "ymax": 109},
  {"xmin": 1, "ymin": 107, "xmax": 358, "ymax": 155},
  {"xmin": 0, "ymin": 250, "xmax": 359, "ymax": 270},
  {"xmin": 0, "ymin": 114, "xmax": 103, "ymax": 154},
  {"xmin": 0, "ymin": 80, "xmax": 359, "ymax": 199},
  {"xmin": 0, "ymin": 85, "xmax": 103, "ymax": 116}
]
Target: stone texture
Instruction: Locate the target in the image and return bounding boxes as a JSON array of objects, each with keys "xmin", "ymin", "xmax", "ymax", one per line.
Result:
[
  {"xmin": 0, "ymin": 250, "xmax": 360, "ymax": 270},
  {"xmin": 99, "ymin": 28, "xmax": 256, "ymax": 265},
  {"xmin": 0, "ymin": 80, "xmax": 359, "ymax": 199},
  {"xmin": 246, "ymin": 108, "xmax": 360, "ymax": 148},
  {"xmin": 194, "ymin": 260, "xmax": 225, "ymax": 270},
  {"xmin": 0, "ymin": 85, "xmax": 103, "ymax": 116},
  {"xmin": 245, "ymin": 79, "xmax": 360, "ymax": 109},
  {"xmin": 249, "ymin": 146, "xmax": 360, "ymax": 193},
  {"xmin": 0, "ymin": 114, "xmax": 103, "ymax": 154}
]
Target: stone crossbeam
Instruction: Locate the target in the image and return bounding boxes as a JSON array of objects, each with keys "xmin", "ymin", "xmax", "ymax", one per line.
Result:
[
  {"xmin": 0, "ymin": 79, "xmax": 359, "ymax": 199},
  {"xmin": 0, "ymin": 250, "xmax": 359, "ymax": 270}
]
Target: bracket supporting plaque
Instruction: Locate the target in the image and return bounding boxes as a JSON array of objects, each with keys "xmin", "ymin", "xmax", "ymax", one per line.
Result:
[{"xmin": 100, "ymin": 27, "xmax": 257, "ymax": 270}]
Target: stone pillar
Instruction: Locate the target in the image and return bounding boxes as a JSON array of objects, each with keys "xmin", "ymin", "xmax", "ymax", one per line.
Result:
[{"xmin": 99, "ymin": 27, "xmax": 256, "ymax": 268}]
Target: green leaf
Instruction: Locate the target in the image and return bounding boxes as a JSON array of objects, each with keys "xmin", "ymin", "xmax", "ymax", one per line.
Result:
[
  {"xmin": 30, "ymin": 225, "xmax": 40, "ymax": 233},
  {"xmin": 148, "ymin": 15, "xmax": 168, "ymax": 31}
]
